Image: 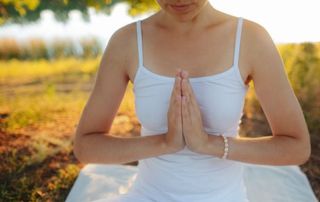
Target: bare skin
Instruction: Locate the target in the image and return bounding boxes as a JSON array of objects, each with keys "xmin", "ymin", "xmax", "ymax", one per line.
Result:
[
  {"xmin": 73, "ymin": 0, "xmax": 311, "ymax": 165},
  {"xmin": 166, "ymin": 69, "xmax": 186, "ymax": 152}
]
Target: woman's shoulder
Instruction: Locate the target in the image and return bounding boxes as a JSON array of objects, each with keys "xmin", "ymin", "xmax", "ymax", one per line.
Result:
[
  {"xmin": 244, "ymin": 18, "xmax": 277, "ymax": 55},
  {"xmin": 104, "ymin": 21, "xmax": 141, "ymax": 68},
  {"xmin": 240, "ymin": 17, "xmax": 278, "ymax": 77},
  {"xmin": 107, "ymin": 21, "xmax": 138, "ymax": 48},
  {"xmin": 242, "ymin": 17, "xmax": 272, "ymax": 43}
]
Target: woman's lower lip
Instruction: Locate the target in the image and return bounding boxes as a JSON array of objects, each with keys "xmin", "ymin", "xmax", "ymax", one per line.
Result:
[{"xmin": 170, "ymin": 4, "xmax": 191, "ymax": 12}]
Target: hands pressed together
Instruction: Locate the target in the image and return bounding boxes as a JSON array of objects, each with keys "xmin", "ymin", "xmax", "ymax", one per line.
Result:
[{"xmin": 165, "ymin": 69, "xmax": 210, "ymax": 154}]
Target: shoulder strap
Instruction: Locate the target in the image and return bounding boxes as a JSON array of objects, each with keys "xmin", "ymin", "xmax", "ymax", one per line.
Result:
[
  {"xmin": 233, "ymin": 17, "xmax": 243, "ymax": 66},
  {"xmin": 136, "ymin": 20, "xmax": 144, "ymax": 67}
]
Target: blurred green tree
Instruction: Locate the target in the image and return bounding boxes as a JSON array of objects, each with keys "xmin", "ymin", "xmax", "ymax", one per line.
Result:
[{"xmin": 0, "ymin": 0, "xmax": 160, "ymax": 25}]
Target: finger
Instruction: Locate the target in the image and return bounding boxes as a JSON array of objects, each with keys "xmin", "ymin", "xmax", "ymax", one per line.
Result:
[
  {"xmin": 175, "ymin": 73, "xmax": 181, "ymax": 105},
  {"xmin": 182, "ymin": 95, "xmax": 192, "ymax": 139},
  {"xmin": 176, "ymin": 77, "xmax": 182, "ymax": 124},
  {"xmin": 185, "ymin": 76, "xmax": 195, "ymax": 96},
  {"xmin": 181, "ymin": 95, "xmax": 190, "ymax": 124},
  {"xmin": 181, "ymin": 73, "xmax": 196, "ymax": 107},
  {"xmin": 181, "ymin": 70, "xmax": 199, "ymax": 112},
  {"xmin": 176, "ymin": 94, "xmax": 182, "ymax": 125},
  {"xmin": 173, "ymin": 76, "xmax": 182, "ymax": 115},
  {"xmin": 181, "ymin": 77, "xmax": 190, "ymax": 99},
  {"xmin": 170, "ymin": 76, "xmax": 180, "ymax": 103},
  {"xmin": 182, "ymin": 78, "xmax": 196, "ymax": 109},
  {"xmin": 169, "ymin": 78, "xmax": 180, "ymax": 120},
  {"xmin": 175, "ymin": 76, "xmax": 181, "ymax": 97},
  {"xmin": 176, "ymin": 68, "xmax": 182, "ymax": 77},
  {"xmin": 185, "ymin": 78, "xmax": 197, "ymax": 106},
  {"xmin": 176, "ymin": 68, "xmax": 182, "ymax": 95},
  {"xmin": 181, "ymin": 70, "xmax": 191, "ymax": 98},
  {"xmin": 185, "ymin": 93, "xmax": 192, "ymax": 119},
  {"xmin": 181, "ymin": 80, "xmax": 195, "ymax": 122},
  {"xmin": 180, "ymin": 71, "xmax": 195, "ymax": 101},
  {"xmin": 181, "ymin": 78, "xmax": 185, "ymax": 97},
  {"xmin": 180, "ymin": 71, "xmax": 201, "ymax": 122}
]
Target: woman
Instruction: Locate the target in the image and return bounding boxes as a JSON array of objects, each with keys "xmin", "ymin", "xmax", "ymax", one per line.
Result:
[{"xmin": 73, "ymin": 0, "xmax": 311, "ymax": 201}]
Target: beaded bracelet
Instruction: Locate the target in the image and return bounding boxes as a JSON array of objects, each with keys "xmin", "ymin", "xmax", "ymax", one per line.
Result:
[{"xmin": 220, "ymin": 135, "xmax": 229, "ymax": 159}]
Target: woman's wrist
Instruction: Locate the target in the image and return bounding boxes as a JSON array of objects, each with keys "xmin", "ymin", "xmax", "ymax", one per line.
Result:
[
  {"xmin": 201, "ymin": 134, "xmax": 226, "ymax": 158},
  {"xmin": 161, "ymin": 133, "xmax": 185, "ymax": 154}
]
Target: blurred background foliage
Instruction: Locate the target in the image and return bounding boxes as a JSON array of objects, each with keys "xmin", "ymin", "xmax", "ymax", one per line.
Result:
[
  {"xmin": 0, "ymin": 37, "xmax": 319, "ymax": 136},
  {"xmin": 278, "ymin": 42, "xmax": 320, "ymax": 135},
  {"xmin": 0, "ymin": 37, "xmax": 102, "ymax": 60},
  {"xmin": 0, "ymin": 0, "xmax": 160, "ymax": 25}
]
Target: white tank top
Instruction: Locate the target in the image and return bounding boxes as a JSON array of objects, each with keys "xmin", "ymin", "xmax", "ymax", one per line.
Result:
[{"xmin": 130, "ymin": 17, "xmax": 250, "ymax": 202}]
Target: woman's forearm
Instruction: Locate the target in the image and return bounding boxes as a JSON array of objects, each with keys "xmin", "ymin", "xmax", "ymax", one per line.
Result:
[
  {"xmin": 201, "ymin": 133, "xmax": 311, "ymax": 166},
  {"xmin": 73, "ymin": 133, "xmax": 170, "ymax": 165}
]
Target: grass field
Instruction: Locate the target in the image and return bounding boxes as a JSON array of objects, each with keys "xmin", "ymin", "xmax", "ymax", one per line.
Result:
[{"xmin": 0, "ymin": 57, "xmax": 319, "ymax": 201}]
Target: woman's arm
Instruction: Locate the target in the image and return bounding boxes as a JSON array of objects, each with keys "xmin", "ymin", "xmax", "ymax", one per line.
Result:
[
  {"xmin": 200, "ymin": 20, "xmax": 311, "ymax": 166},
  {"xmin": 74, "ymin": 132, "xmax": 168, "ymax": 165},
  {"xmin": 73, "ymin": 24, "xmax": 171, "ymax": 165}
]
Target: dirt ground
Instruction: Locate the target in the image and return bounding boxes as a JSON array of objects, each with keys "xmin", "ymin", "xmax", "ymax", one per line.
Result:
[{"xmin": 0, "ymin": 111, "xmax": 319, "ymax": 201}]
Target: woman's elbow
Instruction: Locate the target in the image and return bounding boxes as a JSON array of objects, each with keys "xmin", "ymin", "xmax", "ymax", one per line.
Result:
[
  {"xmin": 72, "ymin": 135, "xmax": 87, "ymax": 164},
  {"xmin": 296, "ymin": 137, "xmax": 311, "ymax": 165}
]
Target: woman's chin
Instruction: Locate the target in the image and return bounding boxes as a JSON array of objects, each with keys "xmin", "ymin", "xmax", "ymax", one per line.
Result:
[
  {"xmin": 169, "ymin": 4, "xmax": 194, "ymax": 13},
  {"xmin": 164, "ymin": 4, "xmax": 202, "ymax": 22}
]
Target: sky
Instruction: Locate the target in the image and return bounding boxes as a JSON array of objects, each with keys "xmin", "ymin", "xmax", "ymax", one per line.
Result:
[{"xmin": 0, "ymin": 0, "xmax": 319, "ymax": 47}]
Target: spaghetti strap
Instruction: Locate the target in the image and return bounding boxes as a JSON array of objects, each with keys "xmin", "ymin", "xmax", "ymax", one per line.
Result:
[
  {"xmin": 233, "ymin": 17, "xmax": 243, "ymax": 67},
  {"xmin": 136, "ymin": 20, "xmax": 144, "ymax": 68}
]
